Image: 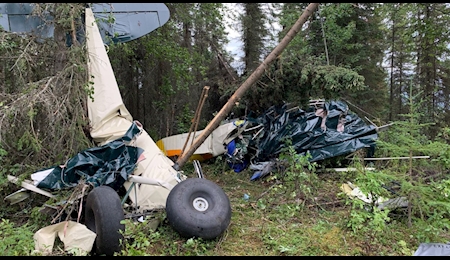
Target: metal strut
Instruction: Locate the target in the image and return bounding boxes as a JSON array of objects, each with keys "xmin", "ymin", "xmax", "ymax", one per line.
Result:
[{"xmin": 193, "ymin": 160, "xmax": 204, "ymax": 178}]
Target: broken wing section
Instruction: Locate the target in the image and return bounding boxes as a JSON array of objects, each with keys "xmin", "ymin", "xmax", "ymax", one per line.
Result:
[
  {"xmin": 86, "ymin": 7, "xmax": 133, "ymax": 143},
  {"xmin": 156, "ymin": 121, "xmax": 239, "ymax": 160},
  {"xmin": 85, "ymin": 7, "xmax": 181, "ymax": 211}
]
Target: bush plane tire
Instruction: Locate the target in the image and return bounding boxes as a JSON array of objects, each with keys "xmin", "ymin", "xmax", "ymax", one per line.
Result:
[
  {"xmin": 84, "ymin": 185, "xmax": 125, "ymax": 256},
  {"xmin": 165, "ymin": 178, "xmax": 232, "ymax": 240}
]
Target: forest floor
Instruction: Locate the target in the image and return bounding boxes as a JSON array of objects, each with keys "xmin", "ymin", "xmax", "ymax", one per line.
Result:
[{"xmin": 1, "ymin": 156, "xmax": 450, "ymax": 256}]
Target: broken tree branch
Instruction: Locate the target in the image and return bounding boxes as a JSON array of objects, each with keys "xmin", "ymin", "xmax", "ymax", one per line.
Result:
[
  {"xmin": 173, "ymin": 3, "xmax": 320, "ymax": 170},
  {"xmin": 181, "ymin": 86, "xmax": 210, "ymax": 154}
]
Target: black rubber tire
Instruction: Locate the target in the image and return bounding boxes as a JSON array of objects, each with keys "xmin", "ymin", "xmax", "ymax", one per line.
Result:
[
  {"xmin": 165, "ymin": 178, "xmax": 231, "ymax": 240},
  {"xmin": 84, "ymin": 185, "xmax": 125, "ymax": 256}
]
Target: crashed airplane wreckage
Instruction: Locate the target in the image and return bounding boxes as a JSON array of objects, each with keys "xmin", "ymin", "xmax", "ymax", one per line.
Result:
[
  {"xmin": 4, "ymin": 4, "xmax": 231, "ymax": 256},
  {"xmin": 157, "ymin": 99, "xmax": 379, "ymax": 180},
  {"xmin": 3, "ymin": 2, "xmax": 377, "ymax": 256}
]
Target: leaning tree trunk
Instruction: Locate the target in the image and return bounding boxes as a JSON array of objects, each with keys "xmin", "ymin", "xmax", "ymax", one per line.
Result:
[{"xmin": 173, "ymin": 3, "xmax": 320, "ymax": 170}]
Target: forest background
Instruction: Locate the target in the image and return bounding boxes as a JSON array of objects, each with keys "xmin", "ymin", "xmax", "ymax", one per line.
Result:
[
  {"xmin": 2, "ymin": 3, "xmax": 450, "ymax": 256},
  {"xmin": 2, "ymin": 3, "xmax": 450, "ymax": 163}
]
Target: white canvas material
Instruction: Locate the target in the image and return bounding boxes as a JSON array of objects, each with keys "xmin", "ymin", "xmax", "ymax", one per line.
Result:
[{"xmin": 85, "ymin": 7, "xmax": 183, "ymax": 211}]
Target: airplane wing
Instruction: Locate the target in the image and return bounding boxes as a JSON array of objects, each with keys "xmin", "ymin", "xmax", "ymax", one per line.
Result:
[{"xmin": 0, "ymin": 3, "xmax": 170, "ymax": 44}]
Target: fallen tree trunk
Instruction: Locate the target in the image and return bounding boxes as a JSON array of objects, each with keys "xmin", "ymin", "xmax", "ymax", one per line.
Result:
[{"xmin": 173, "ymin": 3, "xmax": 320, "ymax": 170}]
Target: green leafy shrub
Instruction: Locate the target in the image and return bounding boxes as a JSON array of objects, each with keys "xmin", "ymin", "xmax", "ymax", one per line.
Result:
[{"xmin": 0, "ymin": 218, "xmax": 35, "ymax": 256}]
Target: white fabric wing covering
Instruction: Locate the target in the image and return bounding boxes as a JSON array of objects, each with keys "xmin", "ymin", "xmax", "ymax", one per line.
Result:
[
  {"xmin": 158, "ymin": 121, "xmax": 237, "ymax": 156},
  {"xmin": 33, "ymin": 221, "xmax": 97, "ymax": 256},
  {"xmin": 85, "ymin": 7, "xmax": 182, "ymax": 211}
]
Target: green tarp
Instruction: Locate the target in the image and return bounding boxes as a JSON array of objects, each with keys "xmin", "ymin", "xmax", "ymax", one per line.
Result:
[
  {"xmin": 37, "ymin": 122, "xmax": 143, "ymax": 191},
  {"xmin": 226, "ymin": 100, "xmax": 378, "ymax": 174},
  {"xmin": 250, "ymin": 100, "xmax": 377, "ymax": 162}
]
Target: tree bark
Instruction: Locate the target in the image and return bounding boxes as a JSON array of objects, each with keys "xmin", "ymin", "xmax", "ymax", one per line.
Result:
[{"xmin": 173, "ymin": 3, "xmax": 320, "ymax": 170}]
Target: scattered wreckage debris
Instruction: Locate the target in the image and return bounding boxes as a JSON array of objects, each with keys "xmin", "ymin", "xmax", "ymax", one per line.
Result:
[
  {"xmin": 225, "ymin": 100, "xmax": 379, "ymax": 177},
  {"xmin": 4, "ymin": 6, "xmax": 231, "ymax": 256},
  {"xmin": 337, "ymin": 155, "xmax": 432, "ymax": 211},
  {"xmin": 156, "ymin": 120, "xmax": 242, "ymax": 162},
  {"xmin": 33, "ymin": 220, "xmax": 97, "ymax": 256},
  {"xmin": 159, "ymin": 99, "xmax": 383, "ymax": 181},
  {"xmin": 414, "ymin": 243, "xmax": 450, "ymax": 256},
  {"xmin": 340, "ymin": 181, "xmax": 409, "ymax": 210},
  {"xmin": 342, "ymin": 178, "xmax": 450, "ymax": 256}
]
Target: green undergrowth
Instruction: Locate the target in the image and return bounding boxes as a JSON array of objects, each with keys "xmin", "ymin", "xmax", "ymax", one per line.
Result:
[
  {"xmin": 1, "ymin": 151, "xmax": 450, "ymax": 256},
  {"xmin": 116, "ymin": 156, "xmax": 450, "ymax": 256}
]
